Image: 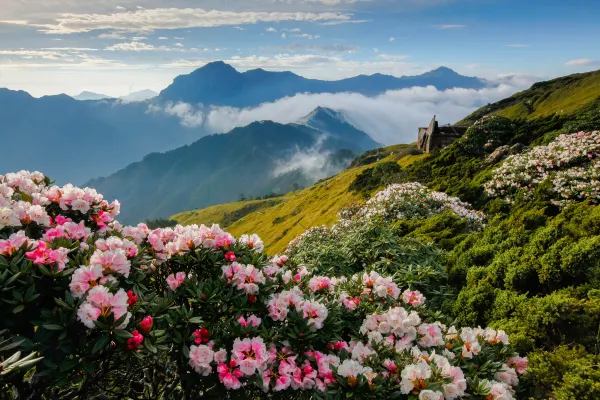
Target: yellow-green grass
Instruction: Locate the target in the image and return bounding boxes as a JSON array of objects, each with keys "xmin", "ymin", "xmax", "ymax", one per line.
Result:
[
  {"xmin": 171, "ymin": 148, "xmax": 424, "ymax": 254},
  {"xmin": 459, "ymin": 68, "xmax": 600, "ymax": 124},
  {"xmin": 172, "ymin": 199, "xmax": 277, "ymax": 227}
]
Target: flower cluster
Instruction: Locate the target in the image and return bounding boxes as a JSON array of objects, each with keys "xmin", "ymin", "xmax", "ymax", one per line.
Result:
[
  {"xmin": 486, "ymin": 130, "xmax": 600, "ymax": 204},
  {"xmin": 352, "ymin": 183, "xmax": 485, "ymax": 228},
  {"xmin": 0, "ymin": 170, "xmax": 526, "ymax": 398}
]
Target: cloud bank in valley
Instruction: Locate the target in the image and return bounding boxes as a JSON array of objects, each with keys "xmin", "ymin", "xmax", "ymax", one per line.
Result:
[{"xmin": 152, "ymin": 79, "xmax": 535, "ymax": 145}]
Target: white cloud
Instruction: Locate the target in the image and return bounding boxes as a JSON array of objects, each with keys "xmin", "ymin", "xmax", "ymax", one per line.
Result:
[
  {"xmin": 435, "ymin": 24, "xmax": 465, "ymax": 29},
  {"xmin": 115, "ymin": 6, "xmax": 126, "ymax": 10},
  {"xmin": 234, "ymin": 26, "xmax": 245, "ymax": 31},
  {"xmin": 273, "ymin": 138, "xmax": 345, "ymax": 181},
  {"xmin": 151, "ymin": 82, "xmax": 530, "ymax": 145},
  {"xmin": 283, "ymin": 28, "xmax": 302, "ymax": 32},
  {"xmin": 131, "ymin": 36, "xmax": 147, "ymax": 41},
  {"xmin": 293, "ymin": 33, "xmax": 321, "ymax": 40},
  {"xmin": 158, "ymin": 36, "xmax": 168, "ymax": 40},
  {"xmin": 566, "ymin": 58, "xmax": 598, "ymax": 66},
  {"xmin": 105, "ymin": 41, "xmax": 156, "ymax": 51},
  {"xmin": 377, "ymin": 53, "xmax": 410, "ymax": 61},
  {"xmin": 281, "ymin": 32, "xmax": 287, "ymax": 39},
  {"xmin": 104, "ymin": 41, "xmax": 199, "ymax": 52},
  {"xmin": 98, "ymin": 31, "xmax": 126, "ymax": 39},
  {"xmin": 14, "ymin": 8, "xmax": 354, "ymax": 34},
  {"xmin": 389, "ymin": 37, "xmax": 395, "ymax": 42},
  {"xmin": 266, "ymin": 27, "xmax": 278, "ymax": 32},
  {"xmin": 148, "ymin": 101, "xmax": 204, "ymax": 127},
  {"xmin": 504, "ymin": 44, "xmax": 529, "ymax": 47},
  {"xmin": 278, "ymin": 44, "xmax": 357, "ymax": 53},
  {"xmin": 174, "ymin": 36, "xmax": 184, "ymax": 40}
]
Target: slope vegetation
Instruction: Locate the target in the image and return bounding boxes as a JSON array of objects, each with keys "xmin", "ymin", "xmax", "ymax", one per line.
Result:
[
  {"xmin": 459, "ymin": 68, "xmax": 600, "ymax": 123},
  {"xmin": 171, "ymin": 144, "xmax": 425, "ymax": 253}
]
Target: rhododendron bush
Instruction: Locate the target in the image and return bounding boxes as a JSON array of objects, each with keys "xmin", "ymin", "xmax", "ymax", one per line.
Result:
[
  {"xmin": 0, "ymin": 171, "xmax": 527, "ymax": 399},
  {"xmin": 485, "ymin": 130, "xmax": 600, "ymax": 204}
]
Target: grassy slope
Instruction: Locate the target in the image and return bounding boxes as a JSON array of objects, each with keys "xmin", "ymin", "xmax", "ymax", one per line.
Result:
[
  {"xmin": 458, "ymin": 68, "xmax": 600, "ymax": 123},
  {"xmin": 172, "ymin": 144, "xmax": 425, "ymax": 253}
]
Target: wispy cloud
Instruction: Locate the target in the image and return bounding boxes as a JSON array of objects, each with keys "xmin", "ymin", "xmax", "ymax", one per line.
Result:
[
  {"xmin": 266, "ymin": 27, "xmax": 278, "ymax": 33},
  {"xmin": 105, "ymin": 41, "xmax": 202, "ymax": 52},
  {"xmin": 389, "ymin": 37, "xmax": 395, "ymax": 42},
  {"xmin": 293, "ymin": 33, "xmax": 321, "ymax": 40},
  {"xmin": 565, "ymin": 58, "xmax": 598, "ymax": 66},
  {"xmin": 434, "ymin": 24, "xmax": 466, "ymax": 29},
  {"xmin": 8, "ymin": 8, "xmax": 355, "ymax": 34},
  {"xmin": 278, "ymin": 44, "xmax": 357, "ymax": 53}
]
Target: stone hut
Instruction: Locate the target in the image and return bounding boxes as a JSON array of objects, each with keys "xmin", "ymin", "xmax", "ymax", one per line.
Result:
[{"xmin": 417, "ymin": 116, "xmax": 468, "ymax": 153}]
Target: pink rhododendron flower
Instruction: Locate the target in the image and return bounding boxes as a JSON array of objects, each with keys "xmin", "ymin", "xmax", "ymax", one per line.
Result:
[
  {"xmin": 139, "ymin": 316, "xmax": 153, "ymax": 335},
  {"xmin": 237, "ymin": 315, "xmax": 261, "ymax": 328},
  {"xmin": 217, "ymin": 361, "xmax": 243, "ymax": 390},
  {"xmin": 189, "ymin": 344, "xmax": 214, "ymax": 375},
  {"xmin": 90, "ymin": 248, "xmax": 131, "ymax": 277},
  {"xmin": 25, "ymin": 241, "xmax": 70, "ymax": 272},
  {"xmin": 402, "ymin": 289, "xmax": 425, "ymax": 307},
  {"xmin": 302, "ymin": 300, "xmax": 328, "ymax": 331},
  {"xmin": 507, "ymin": 356, "xmax": 528, "ymax": 375},
  {"xmin": 77, "ymin": 286, "xmax": 131, "ymax": 329},
  {"xmin": 308, "ymin": 276, "xmax": 334, "ymax": 293},
  {"xmin": 166, "ymin": 271, "xmax": 186, "ymax": 290},
  {"xmin": 224, "ymin": 251, "xmax": 236, "ymax": 262},
  {"xmin": 127, "ymin": 330, "xmax": 144, "ymax": 350},
  {"xmin": 0, "ymin": 231, "xmax": 30, "ymax": 256},
  {"xmin": 231, "ymin": 337, "xmax": 269, "ymax": 376},
  {"xmin": 70, "ymin": 264, "xmax": 103, "ymax": 297},
  {"xmin": 239, "ymin": 234, "xmax": 264, "ymax": 253}
]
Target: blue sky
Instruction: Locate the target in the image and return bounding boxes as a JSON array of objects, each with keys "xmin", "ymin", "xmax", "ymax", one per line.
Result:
[{"xmin": 1, "ymin": 0, "xmax": 598, "ymax": 97}]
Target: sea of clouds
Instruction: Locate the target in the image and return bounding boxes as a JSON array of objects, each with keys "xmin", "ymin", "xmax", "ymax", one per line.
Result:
[{"xmin": 148, "ymin": 75, "xmax": 536, "ymax": 146}]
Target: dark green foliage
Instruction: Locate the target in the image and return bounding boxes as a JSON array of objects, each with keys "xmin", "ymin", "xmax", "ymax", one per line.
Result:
[
  {"xmin": 449, "ymin": 202, "xmax": 600, "ymax": 354},
  {"xmin": 528, "ymin": 346, "xmax": 600, "ymax": 400},
  {"xmin": 288, "ymin": 221, "xmax": 453, "ymax": 310},
  {"xmin": 349, "ymin": 143, "xmax": 420, "ymax": 168},
  {"xmin": 457, "ymin": 116, "xmax": 516, "ymax": 156},
  {"xmin": 145, "ymin": 218, "xmax": 178, "ymax": 229},
  {"xmin": 349, "ymin": 161, "xmax": 403, "ymax": 195}
]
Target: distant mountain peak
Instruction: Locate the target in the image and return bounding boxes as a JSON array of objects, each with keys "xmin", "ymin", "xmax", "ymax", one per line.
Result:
[
  {"xmin": 73, "ymin": 91, "xmax": 112, "ymax": 101},
  {"xmin": 297, "ymin": 106, "xmax": 348, "ymax": 127},
  {"xmin": 195, "ymin": 61, "xmax": 238, "ymax": 73},
  {"xmin": 423, "ymin": 66, "xmax": 460, "ymax": 76}
]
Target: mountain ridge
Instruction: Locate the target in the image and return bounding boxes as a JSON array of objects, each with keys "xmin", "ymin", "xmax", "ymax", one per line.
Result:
[
  {"xmin": 158, "ymin": 61, "xmax": 488, "ymax": 108},
  {"xmin": 86, "ymin": 107, "xmax": 379, "ymax": 224}
]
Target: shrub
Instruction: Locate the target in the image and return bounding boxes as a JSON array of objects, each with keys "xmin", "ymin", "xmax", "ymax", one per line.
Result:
[
  {"xmin": 458, "ymin": 116, "xmax": 516, "ymax": 156},
  {"xmin": 485, "ymin": 130, "xmax": 600, "ymax": 204},
  {"xmin": 0, "ymin": 171, "xmax": 527, "ymax": 399}
]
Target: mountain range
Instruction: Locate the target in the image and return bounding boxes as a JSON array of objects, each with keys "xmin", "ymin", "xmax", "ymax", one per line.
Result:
[
  {"xmin": 87, "ymin": 107, "xmax": 380, "ymax": 224},
  {"xmin": 0, "ymin": 62, "xmax": 487, "ymax": 185},
  {"xmin": 159, "ymin": 62, "xmax": 487, "ymax": 108},
  {"xmin": 73, "ymin": 89, "xmax": 159, "ymax": 102}
]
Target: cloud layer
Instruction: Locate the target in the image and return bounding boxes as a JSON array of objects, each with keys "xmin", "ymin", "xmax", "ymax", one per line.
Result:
[
  {"xmin": 151, "ymin": 80, "xmax": 535, "ymax": 145},
  {"xmin": 12, "ymin": 8, "xmax": 355, "ymax": 34}
]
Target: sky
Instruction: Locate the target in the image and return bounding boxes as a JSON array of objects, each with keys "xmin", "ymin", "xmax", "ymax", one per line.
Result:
[{"xmin": 0, "ymin": 0, "xmax": 599, "ymax": 97}]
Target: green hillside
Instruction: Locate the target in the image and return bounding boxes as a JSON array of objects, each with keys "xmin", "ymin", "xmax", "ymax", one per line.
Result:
[
  {"xmin": 171, "ymin": 144, "xmax": 427, "ymax": 253},
  {"xmin": 459, "ymin": 68, "xmax": 600, "ymax": 123}
]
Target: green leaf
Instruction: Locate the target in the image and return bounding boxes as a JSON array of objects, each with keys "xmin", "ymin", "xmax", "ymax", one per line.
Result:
[
  {"xmin": 91, "ymin": 335, "xmax": 109, "ymax": 354},
  {"xmin": 42, "ymin": 324, "xmax": 64, "ymax": 331},
  {"xmin": 12, "ymin": 305, "xmax": 24, "ymax": 314},
  {"xmin": 188, "ymin": 317, "xmax": 203, "ymax": 324},
  {"xmin": 113, "ymin": 330, "xmax": 133, "ymax": 339}
]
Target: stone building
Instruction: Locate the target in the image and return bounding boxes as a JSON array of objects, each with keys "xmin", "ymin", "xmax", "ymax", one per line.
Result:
[{"xmin": 417, "ymin": 116, "xmax": 468, "ymax": 153}]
